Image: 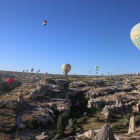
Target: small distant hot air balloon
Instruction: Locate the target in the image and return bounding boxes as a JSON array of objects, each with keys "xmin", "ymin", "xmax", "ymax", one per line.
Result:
[
  {"xmin": 130, "ymin": 23, "xmax": 140, "ymax": 50},
  {"xmin": 96, "ymin": 72, "xmax": 98, "ymax": 74},
  {"xmin": 23, "ymin": 70, "xmax": 25, "ymax": 72},
  {"xmin": 89, "ymin": 71, "xmax": 91, "ymax": 73},
  {"xmin": 118, "ymin": 70, "xmax": 120, "ymax": 72},
  {"xmin": 101, "ymin": 73, "xmax": 103, "ymax": 76},
  {"xmin": 95, "ymin": 66, "xmax": 99, "ymax": 71},
  {"xmin": 43, "ymin": 21, "xmax": 47, "ymax": 26},
  {"xmin": 61, "ymin": 63, "xmax": 71, "ymax": 75},
  {"xmin": 111, "ymin": 73, "xmax": 112, "ymax": 76},
  {"xmin": 37, "ymin": 71, "xmax": 38, "ymax": 73},
  {"xmin": 38, "ymin": 69, "xmax": 40, "ymax": 72},
  {"xmin": 8, "ymin": 78, "xmax": 13, "ymax": 84},
  {"xmin": 26, "ymin": 70, "xmax": 28, "ymax": 72},
  {"xmin": 108, "ymin": 72, "xmax": 109, "ymax": 74},
  {"xmin": 30, "ymin": 68, "xmax": 34, "ymax": 73}
]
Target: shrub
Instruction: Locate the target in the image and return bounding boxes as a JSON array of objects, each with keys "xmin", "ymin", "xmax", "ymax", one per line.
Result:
[
  {"xmin": 50, "ymin": 130, "xmax": 58, "ymax": 137},
  {"xmin": 51, "ymin": 134, "xmax": 60, "ymax": 140},
  {"xmin": 126, "ymin": 113, "xmax": 132, "ymax": 120},
  {"xmin": 23, "ymin": 124, "xmax": 28, "ymax": 130},
  {"xmin": 112, "ymin": 125, "xmax": 119, "ymax": 132},
  {"xmin": 135, "ymin": 115, "xmax": 140, "ymax": 126},
  {"xmin": 0, "ymin": 103, "xmax": 6, "ymax": 108},
  {"xmin": 94, "ymin": 116, "xmax": 100, "ymax": 122},
  {"xmin": 29, "ymin": 119, "xmax": 38, "ymax": 129}
]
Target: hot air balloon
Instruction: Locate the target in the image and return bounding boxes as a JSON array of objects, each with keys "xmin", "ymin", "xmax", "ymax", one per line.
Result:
[
  {"xmin": 61, "ymin": 64, "xmax": 71, "ymax": 75},
  {"xmin": 108, "ymin": 72, "xmax": 109, "ymax": 74},
  {"xmin": 37, "ymin": 71, "xmax": 38, "ymax": 73},
  {"xmin": 89, "ymin": 71, "xmax": 91, "ymax": 73},
  {"xmin": 38, "ymin": 69, "xmax": 40, "ymax": 72},
  {"xmin": 26, "ymin": 70, "xmax": 28, "ymax": 72},
  {"xmin": 101, "ymin": 73, "xmax": 103, "ymax": 76},
  {"xmin": 23, "ymin": 70, "xmax": 25, "ymax": 72},
  {"xmin": 30, "ymin": 68, "xmax": 34, "ymax": 73},
  {"xmin": 96, "ymin": 72, "xmax": 98, "ymax": 74},
  {"xmin": 118, "ymin": 70, "xmax": 120, "ymax": 72},
  {"xmin": 43, "ymin": 21, "xmax": 47, "ymax": 26},
  {"xmin": 95, "ymin": 66, "xmax": 99, "ymax": 71},
  {"xmin": 130, "ymin": 23, "xmax": 140, "ymax": 50},
  {"xmin": 8, "ymin": 78, "xmax": 13, "ymax": 84}
]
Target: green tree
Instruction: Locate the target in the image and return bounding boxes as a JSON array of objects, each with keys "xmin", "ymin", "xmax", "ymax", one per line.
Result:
[
  {"xmin": 57, "ymin": 114, "xmax": 67, "ymax": 135},
  {"xmin": 29, "ymin": 119, "xmax": 38, "ymax": 129}
]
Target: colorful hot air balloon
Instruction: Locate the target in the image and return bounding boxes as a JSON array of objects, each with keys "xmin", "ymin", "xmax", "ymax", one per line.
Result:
[
  {"xmin": 26, "ymin": 70, "xmax": 28, "ymax": 72},
  {"xmin": 43, "ymin": 21, "xmax": 47, "ymax": 26},
  {"xmin": 130, "ymin": 23, "xmax": 140, "ymax": 50},
  {"xmin": 62, "ymin": 64, "xmax": 71, "ymax": 75},
  {"xmin": 95, "ymin": 66, "xmax": 99, "ymax": 71},
  {"xmin": 8, "ymin": 78, "xmax": 13, "ymax": 84}
]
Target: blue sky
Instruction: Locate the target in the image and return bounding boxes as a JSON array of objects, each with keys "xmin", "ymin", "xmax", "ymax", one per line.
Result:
[{"xmin": 0, "ymin": 0, "xmax": 140, "ymax": 75}]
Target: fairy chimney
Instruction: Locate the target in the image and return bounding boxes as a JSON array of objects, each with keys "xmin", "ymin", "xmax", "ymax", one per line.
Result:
[
  {"xmin": 128, "ymin": 115, "xmax": 135, "ymax": 134},
  {"xmin": 18, "ymin": 93, "xmax": 23, "ymax": 104}
]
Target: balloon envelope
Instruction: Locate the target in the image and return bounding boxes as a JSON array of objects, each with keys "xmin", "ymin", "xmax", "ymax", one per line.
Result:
[
  {"xmin": 62, "ymin": 64, "xmax": 71, "ymax": 75},
  {"xmin": 130, "ymin": 23, "xmax": 140, "ymax": 50},
  {"xmin": 95, "ymin": 66, "xmax": 99, "ymax": 71},
  {"xmin": 43, "ymin": 21, "xmax": 47, "ymax": 25},
  {"xmin": 8, "ymin": 78, "xmax": 13, "ymax": 84}
]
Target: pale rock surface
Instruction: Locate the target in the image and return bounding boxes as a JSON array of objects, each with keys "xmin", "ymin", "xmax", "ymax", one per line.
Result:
[
  {"xmin": 92, "ymin": 124, "xmax": 115, "ymax": 140},
  {"xmin": 128, "ymin": 116, "xmax": 135, "ymax": 134}
]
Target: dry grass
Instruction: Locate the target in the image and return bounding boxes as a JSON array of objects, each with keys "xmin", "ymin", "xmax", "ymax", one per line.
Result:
[{"xmin": 0, "ymin": 105, "xmax": 17, "ymax": 140}]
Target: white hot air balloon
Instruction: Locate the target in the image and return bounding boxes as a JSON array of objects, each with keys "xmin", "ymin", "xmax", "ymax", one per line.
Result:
[
  {"xmin": 130, "ymin": 23, "xmax": 140, "ymax": 50},
  {"xmin": 101, "ymin": 73, "xmax": 103, "ymax": 76},
  {"xmin": 61, "ymin": 63, "xmax": 71, "ymax": 75},
  {"xmin": 118, "ymin": 70, "xmax": 120, "ymax": 72}
]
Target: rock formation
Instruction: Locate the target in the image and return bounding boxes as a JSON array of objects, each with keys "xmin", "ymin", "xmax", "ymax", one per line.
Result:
[
  {"xmin": 128, "ymin": 115, "xmax": 135, "ymax": 134},
  {"xmin": 93, "ymin": 124, "xmax": 115, "ymax": 140},
  {"xmin": 18, "ymin": 93, "xmax": 23, "ymax": 104}
]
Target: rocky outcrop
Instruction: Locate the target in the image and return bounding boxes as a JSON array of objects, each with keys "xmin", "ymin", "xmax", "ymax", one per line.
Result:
[
  {"xmin": 29, "ymin": 84, "xmax": 48, "ymax": 99},
  {"xmin": 93, "ymin": 124, "xmax": 115, "ymax": 140},
  {"xmin": 128, "ymin": 116, "xmax": 135, "ymax": 134},
  {"xmin": 86, "ymin": 85, "xmax": 133, "ymax": 98},
  {"xmin": 18, "ymin": 93, "xmax": 23, "ymax": 105},
  {"xmin": 77, "ymin": 130, "xmax": 95, "ymax": 139}
]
